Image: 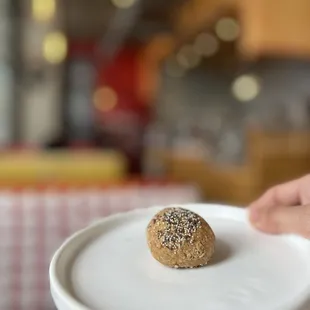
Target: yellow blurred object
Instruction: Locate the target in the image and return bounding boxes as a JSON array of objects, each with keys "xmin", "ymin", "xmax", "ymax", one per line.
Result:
[
  {"xmin": 93, "ymin": 87, "xmax": 118, "ymax": 112},
  {"xmin": 43, "ymin": 32, "xmax": 67, "ymax": 64},
  {"xmin": 0, "ymin": 151, "xmax": 127, "ymax": 186},
  {"xmin": 32, "ymin": 0, "xmax": 56, "ymax": 22}
]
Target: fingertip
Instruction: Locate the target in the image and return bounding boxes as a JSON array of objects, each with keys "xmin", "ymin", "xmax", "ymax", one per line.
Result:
[
  {"xmin": 248, "ymin": 207, "xmax": 259, "ymax": 224},
  {"xmin": 248, "ymin": 200, "xmax": 264, "ymax": 221},
  {"xmin": 248, "ymin": 206, "xmax": 275, "ymax": 233},
  {"xmin": 248, "ymin": 197, "xmax": 264, "ymax": 212}
]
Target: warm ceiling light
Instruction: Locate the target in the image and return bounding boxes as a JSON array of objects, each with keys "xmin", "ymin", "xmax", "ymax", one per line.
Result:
[
  {"xmin": 176, "ymin": 45, "xmax": 201, "ymax": 69},
  {"xmin": 43, "ymin": 32, "xmax": 67, "ymax": 64},
  {"xmin": 194, "ymin": 33, "xmax": 219, "ymax": 57},
  {"xmin": 93, "ymin": 87, "xmax": 118, "ymax": 112},
  {"xmin": 110, "ymin": 0, "xmax": 136, "ymax": 9},
  {"xmin": 32, "ymin": 0, "xmax": 56, "ymax": 22},
  {"xmin": 232, "ymin": 74, "xmax": 260, "ymax": 102},
  {"xmin": 215, "ymin": 18, "xmax": 240, "ymax": 42}
]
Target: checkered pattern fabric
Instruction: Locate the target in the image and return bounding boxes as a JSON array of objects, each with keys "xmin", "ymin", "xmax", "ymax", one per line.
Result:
[{"xmin": 0, "ymin": 184, "xmax": 200, "ymax": 310}]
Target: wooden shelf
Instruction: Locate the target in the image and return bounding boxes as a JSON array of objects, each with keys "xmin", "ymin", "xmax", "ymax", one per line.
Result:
[{"xmin": 161, "ymin": 128, "xmax": 310, "ymax": 206}]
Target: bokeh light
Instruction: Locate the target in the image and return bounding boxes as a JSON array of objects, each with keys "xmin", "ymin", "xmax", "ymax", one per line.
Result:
[
  {"xmin": 193, "ymin": 33, "xmax": 219, "ymax": 57},
  {"xmin": 94, "ymin": 87, "xmax": 118, "ymax": 112},
  {"xmin": 43, "ymin": 32, "xmax": 67, "ymax": 64},
  {"xmin": 176, "ymin": 45, "xmax": 201, "ymax": 69},
  {"xmin": 215, "ymin": 18, "xmax": 240, "ymax": 42},
  {"xmin": 231, "ymin": 74, "xmax": 260, "ymax": 102}
]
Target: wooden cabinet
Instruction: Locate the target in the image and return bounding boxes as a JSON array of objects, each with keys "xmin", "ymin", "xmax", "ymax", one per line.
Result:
[
  {"xmin": 174, "ymin": 0, "xmax": 310, "ymax": 59},
  {"xmin": 161, "ymin": 129, "xmax": 310, "ymax": 206},
  {"xmin": 239, "ymin": 0, "xmax": 310, "ymax": 59}
]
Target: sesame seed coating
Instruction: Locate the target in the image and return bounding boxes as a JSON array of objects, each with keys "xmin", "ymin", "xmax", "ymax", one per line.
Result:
[
  {"xmin": 147, "ymin": 207, "xmax": 216, "ymax": 268},
  {"xmin": 158, "ymin": 208, "xmax": 201, "ymax": 250}
]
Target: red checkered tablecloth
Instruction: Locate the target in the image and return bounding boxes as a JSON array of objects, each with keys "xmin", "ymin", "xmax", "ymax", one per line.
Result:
[{"xmin": 0, "ymin": 184, "xmax": 200, "ymax": 310}]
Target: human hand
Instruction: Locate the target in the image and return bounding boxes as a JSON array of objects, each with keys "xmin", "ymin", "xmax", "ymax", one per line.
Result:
[{"xmin": 248, "ymin": 175, "xmax": 310, "ymax": 239}]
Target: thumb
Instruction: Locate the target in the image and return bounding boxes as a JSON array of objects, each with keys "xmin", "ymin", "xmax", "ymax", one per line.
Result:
[{"xmin": 249, "ymin": 205, "xmax": 310, "ymax": 239}]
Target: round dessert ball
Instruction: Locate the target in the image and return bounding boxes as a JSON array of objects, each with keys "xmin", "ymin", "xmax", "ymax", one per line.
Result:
[{"xmin": 146, "ymin": 207, "xmax": 215, "ymax": 268}]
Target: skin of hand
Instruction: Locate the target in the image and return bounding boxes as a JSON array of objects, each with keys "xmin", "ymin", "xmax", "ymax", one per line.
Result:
[{"xmin": 248, "ymin": 175, "xmax": 310, "ymax": 239}]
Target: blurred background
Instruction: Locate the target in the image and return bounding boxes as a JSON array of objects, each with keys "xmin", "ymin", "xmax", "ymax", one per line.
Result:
[
  {"xmin": 1, "ymin": 0, "xmax": 310, "ymax": 205},
  {"xmin": 2, "ymin": 2, "xmax": 310, "ymax": 308}
]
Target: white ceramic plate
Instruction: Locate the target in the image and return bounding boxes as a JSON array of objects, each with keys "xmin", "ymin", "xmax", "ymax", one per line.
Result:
[{"xmin": 50, "ymin": 204, "xmax": 310, "ymax": 310}]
